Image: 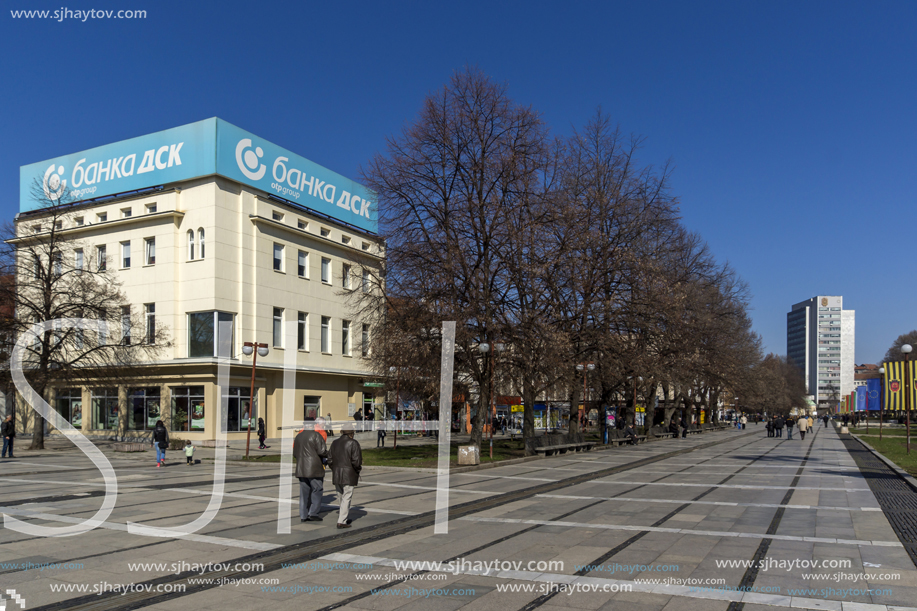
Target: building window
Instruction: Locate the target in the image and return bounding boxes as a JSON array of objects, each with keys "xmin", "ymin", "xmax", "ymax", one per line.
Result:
[
  {"xmin": 362, "ymin": 241, "xmax": 370, "ymax": 251},
  {"xmin": 342, "ymin": 264, "xmax": 351, "ymax": 289},
  {"xmin": 121, "ymin": 241, "xmax": 131, "ymax": 268},
  {"xmin": 298, "ymin": 219, "xmax": 307, "ymax": 230},
  {"xmin": 54, "ymin": 220, "xmax": 63, "ymax": 230},
  {"xmin": 188, "ymin": 311, "xmax": 234, "ymax": 357},
  {"xmin": 298, "ymin": 312, "xmax": 308, "ymax": 350},
  {"xmin": 145, "ymin": 303, "xmax": 155, "ymax": 344},
  {"xmin": 303, "ymin": 396, "xmax": 321, "ymax": 420},
  {"xmin": 342, "ymin": 235, "xmax": 351, "ymax": 245},
  {"xmin": 362, "ymin": 324, "xmax": 369, "ymax": 357},
  {"xmin": 272, "ymin": 211, "xmax": 284, "ymax": 221},
  {"xmin": 146, "ymin": 203, "xmax": 157, "ymax": 213},
  {"xmin": 171, "ymin": 386, "xmax": 205, "ymax": 432},
  {"xmin": 75, "ymin": 217, "xmax": 84, "ymax": 226},
  {"xmin": 362, "ymin": 268, "xmax": 370, "ymax": 293},
  {"xmin": 97, "ymin": 212, "xmax": 107, "ymax": 223},
  {"xmin": 321, "ymin": 316, "xmax": 330, "ymax": 353},
  {"xmin": 55, "ymin": 388, "xmax": 83, "ymax": 427},
  {"xmin": 321, "ymin": 258, "xmax": 331, "ymax": 283},
  {"xmin": 320, "ymin": 227, "xmax": 330, "ymax": 237},
  {"xmin": 273, "ymin": 308, "xmax": 283, "ymax": 347},
  {"xmin": 224, "ymin": 387, "xmax": 255, "ymax": 432},
  {"xmin": 298, "ymin": 250, "xmax": 308, "ymax": 278},
  {"xmin": 342, "ymin": 320, "xmax": 351, "ymax": 356},
  {"xmin": 144, "ymin": 238, "xmax": 156, "ymax": 265},
  {"xmin": 92, "ymin": 388, "xmax": 119, "ymax": 430},
  {"xmin": 52, "ymin": 252, "xmax": 62, "ymax": 277},
  {"xmin": 121, "ymin": 208, "xmax": 132, "ymax": 218},
  {"xmin": 198, "ymin": 228, "xmax": 205, "ymax": 258},
  {"xmin": 188, "ymin": 230, "xmax": 195, "ymax": 260},
  {"xmin": 273, "ymin": 243, "xmax": 284, "ymax": 271},
  {"xmin": 128, "ymin": 387, "xmax": 161, "ymax": 431},
  {"xmin": 121, "ymin": 306, "xmax": 131, "ymax": 345},
  {"xmin": 75, "ymin": 249, "xmax": 84, "ymax": 272}
]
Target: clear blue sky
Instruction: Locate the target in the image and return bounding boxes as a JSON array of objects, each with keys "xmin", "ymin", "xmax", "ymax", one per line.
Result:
[{"xmin": 2, "ymin": 1, "xmax": 914, "ymax": 364}]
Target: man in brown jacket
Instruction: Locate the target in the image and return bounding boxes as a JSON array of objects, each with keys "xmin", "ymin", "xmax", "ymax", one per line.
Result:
[
  {"xmin": 329, "ymin": 426, "xmax": 362, "ymax": 529},
  {"xmin": 293, "ymin": 417, "xmax": 328, "ymax": 522}
]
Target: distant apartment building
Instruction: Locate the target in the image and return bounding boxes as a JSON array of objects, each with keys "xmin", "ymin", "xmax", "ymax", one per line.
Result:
[{"xmin": 787, "ymin": 296, "xmax": 855, "ymax": 410}]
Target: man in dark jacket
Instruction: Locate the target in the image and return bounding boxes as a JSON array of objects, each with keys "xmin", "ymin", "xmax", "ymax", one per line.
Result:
[
  {"xmin": 329, "ymin": 426, "xmax": 362, "ymax": 528},
  {"xmin": 775, "ymin": 416, "xmax": 784, "ymax": 438},
  {"xmin": 668, "ymin": 417, "xmax": 679, "ymax": 440},
  {"xmin": 293, "ymin": 418, "xmax": 328, "ymax": 522},
  {"xmin": 2, "ymin": 415, "xmax": 15, "ymax": 458}
]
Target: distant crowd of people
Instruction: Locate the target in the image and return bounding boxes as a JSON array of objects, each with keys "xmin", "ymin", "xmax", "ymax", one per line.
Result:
[{"xmin": 764, "ymin": 413, "xmax": 823, "ymax": 441}]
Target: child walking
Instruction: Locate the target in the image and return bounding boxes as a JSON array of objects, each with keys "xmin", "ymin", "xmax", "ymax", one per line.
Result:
[{"xmin": 184, "ymin": 441, "xmax": 195, "ymax": 466}]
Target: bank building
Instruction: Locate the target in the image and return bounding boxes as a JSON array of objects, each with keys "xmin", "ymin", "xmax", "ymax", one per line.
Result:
[{"xmin": 11, "ymin": 118, "xmax": 384, "ymax": 441}]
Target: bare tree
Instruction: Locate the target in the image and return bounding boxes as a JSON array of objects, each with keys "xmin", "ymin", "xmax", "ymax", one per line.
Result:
[
  {"xmin": 883, "ymin": 331, "xmax": 917, "ymax": 365},
  {"xmin": 0, "ymin": 181, "xmax": 170, "ymax": 449},
  {"xmin": 361, "ymin": 67, "xmax": 550, "ymax": 448}
]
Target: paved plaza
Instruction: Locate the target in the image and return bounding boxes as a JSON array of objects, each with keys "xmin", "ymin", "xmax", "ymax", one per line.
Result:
[{"xmin": 1, "ymin": 424, "xmax": 916, "ymax": 611}]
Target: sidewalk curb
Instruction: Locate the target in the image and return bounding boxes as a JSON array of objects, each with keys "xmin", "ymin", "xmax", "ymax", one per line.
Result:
[{"xmin": 849, "ymin": 433, "xmax": 917, "ymax": 494}]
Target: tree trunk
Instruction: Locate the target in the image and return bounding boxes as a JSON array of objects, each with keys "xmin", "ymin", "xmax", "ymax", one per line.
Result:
[
  {"xmin": 522, "ymin": 377, "xmax": 537, "ymax": 456},
  {"xmin": 568, "ymin": 380, "xmax": 581, "ymax": 436}
]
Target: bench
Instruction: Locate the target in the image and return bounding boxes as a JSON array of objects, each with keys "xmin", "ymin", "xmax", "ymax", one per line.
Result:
[
  {"xmin": 686, "ymin": 428, "xmax": 703, "ymax": 435},
  {"xmin": 653, "ymin": 432, "xmax": 675, "ymax": 439},
  {"xmin": 533, "ymin": 441, "xmax": 595, "ymax": 456}
]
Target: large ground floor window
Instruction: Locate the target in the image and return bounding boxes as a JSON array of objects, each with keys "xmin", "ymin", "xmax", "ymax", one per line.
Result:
[
  {"xmin": 129, "ymin": 387, "xmax": 161, "ymax": 430},
  {"xmin": 172, "ymin": 386, "xmax": 205, "ymax": 432},
  {"xmin": 224, "ymin": 387, "xmax": 255, "ymax": 432},
  {"xmin": 304, "ymin": 396, "xmax": 321, "ymax": 420},
  {"xmin": 56, "ymin": 388, "xmax": 83, "ymax": 427},
  {"xmin": 92, "ymin": 388, "xmax": 120, "ymax": 430}
]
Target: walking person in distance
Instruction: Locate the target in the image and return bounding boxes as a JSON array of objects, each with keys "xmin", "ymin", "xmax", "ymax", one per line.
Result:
[
  {"xmin": 785, "ymin": 415, "xmax": 795, "ymax": 440},
  {"xmin": 797, "ymin": 414, "xmax": 808, "ymax": 441},
  {"xmin": 2, "ymin": 415, "xmax": 15, "ymax": 458},
  {"xmin": 329, "ymin": 426, "xmax": 362, "ymax": 528},
  {"xmin": 257, "ymin": 417, "xmax": 268, "ymax": 449},
  {"xmin": 152, "ymin": 420, "xmax": 169, "ymax": 467}
]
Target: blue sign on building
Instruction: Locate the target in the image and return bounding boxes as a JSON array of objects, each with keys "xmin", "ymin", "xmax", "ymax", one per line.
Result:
[{"xmin": 19, "ymin": 118, "xmax": 377, "ymax": 233}]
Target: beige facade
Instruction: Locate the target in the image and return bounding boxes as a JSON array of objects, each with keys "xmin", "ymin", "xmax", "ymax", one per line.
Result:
[{"xmin": 15, "ymin": 175, "xmax": 384, "ymax": 440}]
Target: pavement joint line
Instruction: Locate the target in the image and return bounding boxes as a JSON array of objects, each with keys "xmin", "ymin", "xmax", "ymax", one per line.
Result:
[
  {"xmin": 0, "ymin": 505, "xmax": 282, "ymax": 550},
  {"xmin": 23, "ymin": 431, "xmax": 757, "ymax": 611},
  {"xmin": 457, "ymin": 515, "xmax": 902, "ymax": 547},
  {"xmin": 534, "ymin": 493, "xmax": 884, "ymax": 511},
  {"xmin": 317, "ymin": 552, "xmax": 917, "ymax": 611},
  {"xmin": 591, "ymin": 480, "xmax": 870, "ymax": 491}
]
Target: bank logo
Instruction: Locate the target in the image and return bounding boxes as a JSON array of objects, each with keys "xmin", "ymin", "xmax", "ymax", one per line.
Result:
[
  {"xmin": 235, "ymin": 139, "xmax": 265, "ymax": 180},
  {"xmin": 0, "ymin": 589, "xmax": 25, "ymax": 611},
  {"xmin": 43, "ymin": 164, "xmax": 66, "ymax": 201}
]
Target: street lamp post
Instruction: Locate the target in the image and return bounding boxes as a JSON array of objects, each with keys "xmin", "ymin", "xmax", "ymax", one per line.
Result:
[
  {"xmin": 903, "ymin": 345, "xmax": 912, "ymax": 454},
  {"xmin": 879, "ymin": 367, "xmax": 885, "ymax": 441},
  {"xmin": 575, "ymin": 363, "xmax": 595, "ymax": 432},
  {"xmin": 242, "ymin": 341, "xmax": 269, "ymax": 458},
  {"xmin": 389, "ymin": 366, "xmax": 400, "ymax": 450}
]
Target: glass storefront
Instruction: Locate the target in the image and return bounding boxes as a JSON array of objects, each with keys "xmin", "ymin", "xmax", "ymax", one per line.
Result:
[
  {"xmin": 129, "ymin": 387, "xmax": 161, "ymax": 430},
  {"xmin": 92, "ymin": 388, "xmax": 120, "ymax": 430},
  {"xmin": 56, "ymin": 388, "xmax": 83, "ymax": 427},
  {"xmin": 172, "ymin": 386, "xmax": 205, "ymax": 432},
  {"xmin": 224, "ymin": 387, "xmax": 255, "ymax": 432}
]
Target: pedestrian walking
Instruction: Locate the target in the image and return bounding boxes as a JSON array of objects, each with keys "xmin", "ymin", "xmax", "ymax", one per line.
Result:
[
  {"xmin": 766, "ymin": 419, "xmax": 774, "ymax": 437},
  {"xmin": 152, "ymin": 420, "xmax": 169, "ymax": 467},
  {"xmin": 797, "ymin": 415, "xmax": 808, "ymax": 441},
  {"xmin": 1, "ymin": 415, "xmax": 15, "ymax": 458},
  {"xmin": 329, "ymin": 426, "xmax": 362, "ymax": 528},
  {"xmin": 184, "ymin": 440, "xmax": 195, "ymax": 465},
  {"xmin": 775, "ymin": 416, "xmax": 784, "ymax": 438},
  {"xmin": 740, "ymin": 415, "xmax": 747, "ymax": 430},
  {"xmin": 257, "ymin": 417, "xmax": 268, "ymax": 449},
  {"xmin": 785, "ymin": 416, "xmax": 795, "ymax": 440},
  {"xmin": 808, "ymin": 415, "xmax": 814, "ymax": 430},
  {"xmin": 823, "ymin": 414, "xmax": 829, "ymax": 427},
  {"xmin": 376, "ymin": 419, "xmax": 386, "ymax": 447},
  {"xmin": 294, "ymin": 417, "xmax": 328, "ymax": 523},
  {"xmin": 680, "ymin": 415, "xmax": 689, "ymax": 439}
]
